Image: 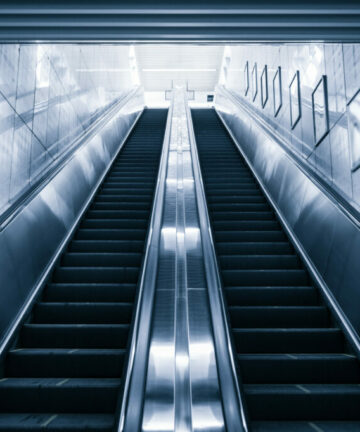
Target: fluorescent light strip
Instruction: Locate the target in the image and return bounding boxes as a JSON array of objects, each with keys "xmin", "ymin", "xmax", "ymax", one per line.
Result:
[
  {"xmin": 142, "ymin": 68, "xmax": 217, "ymax": 72},
  {"xmin": 75, "ymin": 68, "xmax": 131, "ymax": 72}
]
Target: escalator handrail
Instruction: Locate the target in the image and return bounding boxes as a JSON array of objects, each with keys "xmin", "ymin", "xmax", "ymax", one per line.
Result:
[
  {"xmin": 184, "ymin": 100, "xmax": 249, "ymax": 432},
  {"xmin": 116, "ymin": 100, "xmax": 174, "ymax": 432}
]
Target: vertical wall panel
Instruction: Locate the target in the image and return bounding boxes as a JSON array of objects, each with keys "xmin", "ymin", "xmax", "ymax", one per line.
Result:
[
  {"xmin": 0, "ymin": 43, "xmax": 135, "ymax": 217},
  {"xmin": 222, "ymin": 42, "xmax": 360, "ymax": 215}
]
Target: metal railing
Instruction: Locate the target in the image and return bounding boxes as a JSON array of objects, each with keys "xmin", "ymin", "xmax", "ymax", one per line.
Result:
[
  {"xmin": 184, "ymin": 96, "xmax": 249, "ymax": 432},
  {"xmin": 116, "ymin": 97, "xmax": 174, "ymax": 432}
]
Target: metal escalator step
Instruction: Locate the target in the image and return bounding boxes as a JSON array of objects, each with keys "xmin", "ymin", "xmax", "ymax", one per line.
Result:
[
  {"xmin": 81, "ymin": 219, "xmax": 148, "ymax": 229},
  {"xmin": 94, "ymin": 194, "xmax": 152, "ymax": 203},
  {"xmin": 33, "ymin": 303, "xmax": 133, "ymax": 324},
  {"xmin": 225, "ymin": 286, "xmax": 317, "ymax": 306},
  {"xmin": 238, "ymin": 353, "xmax": 360, "ymax": 384},
  {"xmin": 0, "ymin": 413, "xmax": 114, "ymax": 431},
  {"xmin": 76, "ymin": 228, "xmax": 146, "ymax": 241},
  {"xmin": 62, "ymin": 252, "xmax": 142, "ymax": 267},
  {"xmin": 217, "ymin": 242, "xmax": 292, "ymax": 255},
  {"xmin": 53, "ymin": 266, "xmax": 139, "ymax": 284},
  {"xmin": 222, "ymin": 268, "xmax": 309, "ymax": 286},
  {"xmin": 229, "ymin": 306, "xmax": 329, "ymax": 328},
  {"xmin": 7, "ymin": 349, "xmax": 127, "ymax": 378},
  {"xmin": 233, "ymin": 328, "xmax": 344, "ymax": 353},
  {"xmin": 0, "ymin": 378, "xmax": 120, "ymax": 413},
  {"xmin": 69, "ymin": 240, "xmax": 144, "ymax": 253},
  {"xmin": 244, "ymin": 384, "xmax": 360, "ymax": 421},
  {"xmin": 213, "ymin": 220, "xmax": 280, "ymax": 231},
  {"xmin": 219, "ymin": 255, "xmax": 301, "ymax": 270},
  {"xmin": 211, "ymin": 211, "xmax": 274, "ymax": 221},
  {"xmin": 91, "ymin": 202, "xmax": 151, "ymax": 211},
  {"xmin": 21, "ymin": 324, "xmax": 130, "ymax": 348},
  {"xmin": 251, "ymin": 421, "xmax": 360, "ymax": 431},
  {"xmin": 215, "ymin": 231, "xmax": 286, "ymax": 242},
  {"xmin": 45, "ymin": 283, "xmax": 136, "ymax": 302},
  {"xmin": 86, "ymin": 210, "xmax": 149, "ymax": 220}
]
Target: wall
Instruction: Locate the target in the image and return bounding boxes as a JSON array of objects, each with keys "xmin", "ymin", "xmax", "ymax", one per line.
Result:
[
  {"xmin": 221, "ymin": 43, "xmax": 360, "ymax": 217},
  {"xmin": 0, "ymin": 44, "xmax": 136, "ymax": 217}
]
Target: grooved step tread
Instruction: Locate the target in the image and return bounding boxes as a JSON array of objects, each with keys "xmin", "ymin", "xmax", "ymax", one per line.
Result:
[
  {"xmin": 0, "ymin": 413, "xmax": 114, "ymax": 431},
  {"xmin": 251, "ymin": 421, "xmax": 360, "ymax": 431},
  {"xmin": 7, "ymin": 349, "xmax": 127, "ymax": 378}
]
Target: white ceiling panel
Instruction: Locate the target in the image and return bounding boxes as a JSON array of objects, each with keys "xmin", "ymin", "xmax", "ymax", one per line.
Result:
[{"xmin": 135, "ymin": 45, "xmax": 224, "ymax": 92}]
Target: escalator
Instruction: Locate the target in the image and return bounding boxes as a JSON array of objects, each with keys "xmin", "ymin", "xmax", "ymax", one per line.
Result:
[
  {"xmin": 191, "ymin": 109, "xmax": 360, "ymax": 431},
  {"xmin": 0, "ymin": 109, "xmax": 168, "ymax": 431}
]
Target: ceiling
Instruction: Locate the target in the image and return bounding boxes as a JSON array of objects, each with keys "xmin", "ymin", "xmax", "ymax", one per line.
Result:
[
  {"xmin": 0, "ymin": 1, "xmax": 359, "ymax": 42},
  {"xmin": 135, "ymin": 45, "xmax": 223, "ymax": 92}
]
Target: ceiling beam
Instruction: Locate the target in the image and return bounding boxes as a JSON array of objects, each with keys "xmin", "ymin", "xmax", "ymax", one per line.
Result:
[{"xmin": 0, "ymin": 1, "xmax": 359, "ymax": 42}]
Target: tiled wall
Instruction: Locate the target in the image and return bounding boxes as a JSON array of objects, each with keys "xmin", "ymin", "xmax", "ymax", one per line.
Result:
[
  {"xmin": 221, "ymin": 44, "xmax": 360, "ymax": 214},
  {"xmin": 0, "ymin": 44, "xmax": 136, "ymax": 215}
]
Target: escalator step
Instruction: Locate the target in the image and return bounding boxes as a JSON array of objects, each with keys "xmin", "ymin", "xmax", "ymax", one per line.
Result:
[
  {"xmin": 62, "ymin": 252, "xmax": 142, "ymax": 267},
  {"xmin": 0, "ymin": 378, "xmax": 120, "ymax": 413},
  {"xmin": 33, "ymin": 303, "xmax": 133, "ymax": 324},
  {"xmin": 215, "ymin": 231, "xmax": 286, "ymax": 242},
  {"xmin": 219, "ymin": 255, "xmax": 301, "ymax": 270},
  {"xmin": 211, "ymin": 211, "xmax": 274, "ymax": 221},
  {"xmin": 229, "ymin": 306, "xmax": 329, "ymax": 328},
  {"xmin": 45, "ymin": 283, "xmax": 136, "ymax": 302},
  {"xmin": 225, "ymin": 286, "xmax": 318, "ymax": 306},
  {"xmin": 21, "ymin": 324, "xmax": 130, "ymax": 348},
  {"xmin": 7, "ymin": 349, "xmax": 127, "ymax": 378},
  {"xmin": 81, "ymin": 219, "xmax": 148, "ymax": 229},
  {"xmin": 238, "ymin": 353, "xmax": 360, "ymax": 384},
  {"xmin": 251, "ymin": 421, "xmax": 360, "ymax": 431},
  {"xmin": 76, "ymin": 229, "xmax": 146, "ymax": 241},
  {"xmin": 69, "ymin": 240, "xmax": 144, "ymax": 253},
  {"xmin": 86, "ymin": 210, "xmax": 149, "ymax": 219},
  {"xmin": 244, "ymin": 384, "xmax": 360, "ymax": 420},
  {"xmin": 0, "ymin": 413, "xmax": 114, "ymax": 431},
  {"xmin": 222, "ymin": 269, "xmax": 309, "ymax": 286},
  {"xmin": 53, "ymin": 267, "xmax": 139, "ymax": 284},
  {"xmin": 233, "ymin": 328, "xmax": 344, "ymax": 353},
  {"xmin": 217, "ymin": 242, "xmax": 292, "ymax": 255}
]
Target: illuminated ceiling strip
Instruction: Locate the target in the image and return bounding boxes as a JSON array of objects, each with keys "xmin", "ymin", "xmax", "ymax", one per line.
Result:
[
  {"xmin": 75, "ymin": 68, "xmax": 131, "ymax": 72},
  {"xmin": 142, "ymin": 68, "xmax": 217, "ymax": 72}
]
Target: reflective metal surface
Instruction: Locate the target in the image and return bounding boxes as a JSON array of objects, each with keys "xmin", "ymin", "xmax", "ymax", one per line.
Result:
[
  {"xmin": 0, "ymin": 44, "xmax": 137, "ymax": 218},
  {"xmin": 215, "ymin": 85, "xmax": 360, "ymax": 348},
  {"xmin": 0, "ymin": 88, "xmax": 144, "ymax": 351},
  {"xmin": 186, "ymin": 100, "xmax": 249, "ymax": 431},
  {"xmin": 119, "ymin": 99, "xmax": 172, "ymax": 432},
  {"xmin": 221, "ymin": 43, "xmax": 360, "ymax": 217},
  {"xmin": 141, "ymin": 87, "xmax": 225, "ymax": 432}
]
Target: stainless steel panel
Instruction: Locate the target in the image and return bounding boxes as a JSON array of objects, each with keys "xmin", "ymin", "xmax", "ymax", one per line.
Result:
[
  {"xmin": 186, "ymin": 96, "xmax": 249, "ymax": 432},
  {"xmin": 141, "ymin": 87, "xmax": 225, "ymax": 432}
]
